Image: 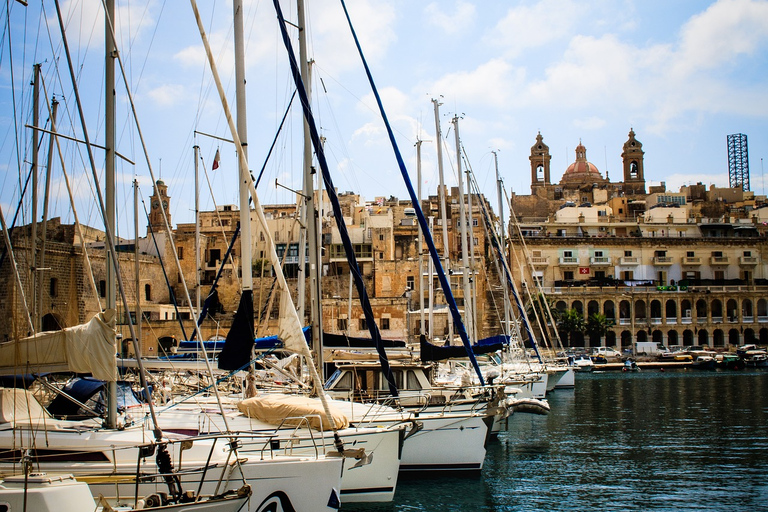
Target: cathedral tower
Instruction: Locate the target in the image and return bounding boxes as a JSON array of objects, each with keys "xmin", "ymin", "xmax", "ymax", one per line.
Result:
[
  {"xmin": 529, "ymin": 132, "xmax": 551, "ymax": 192},
  {"xmin": 621, "ymin": 128, "xmax": 646, "ymax": 195},
  {"xmin": 148, "ymin": 179, "xmax": 171, "ymax": 233}
]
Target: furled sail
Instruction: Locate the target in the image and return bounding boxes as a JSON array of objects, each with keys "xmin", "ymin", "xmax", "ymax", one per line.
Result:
[{"xmin": 0, "ymin": 310, "xmax": 117, "ymax": 381}]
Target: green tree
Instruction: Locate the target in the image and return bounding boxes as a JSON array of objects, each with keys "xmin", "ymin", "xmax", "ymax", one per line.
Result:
[
  {"xmin": 586, "ymin": 312, "xmax": 612, "ymax": 345},
  {"xmin": 557, "ymin": 308, "xmax": 585, "ymax": 347}
]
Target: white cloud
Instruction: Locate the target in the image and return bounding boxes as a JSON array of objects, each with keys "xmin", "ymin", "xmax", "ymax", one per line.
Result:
[
  {"xmin": 485, "ymin": 0, "xmax": 581, "ymax": 58},
  {"xmin": 423, "ymin": 59, "xmax": 523, "ymax": 108},
  {"xmin": 573, "ymin": 116, "xmax": 607, "ymax": 131},
  {"xmin": 424, "ymin": 1, "xmax": 476, "ymax": 35},
  {"xmin": 146, "ymin": 84, "xmax": 187, "ymax": 107}
]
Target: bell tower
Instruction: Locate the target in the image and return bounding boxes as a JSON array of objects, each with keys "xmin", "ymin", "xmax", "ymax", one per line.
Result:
[
  {"xmin": 148, "ymin": 179, "xmax": 171, "ymax": 233},
  {"xmin": 529, "ymin": 132, "xmax": 551, "ymax": 192},
  {"xmin": 621, "ymin": 128, "xmax": 646, "ymax": 195}
]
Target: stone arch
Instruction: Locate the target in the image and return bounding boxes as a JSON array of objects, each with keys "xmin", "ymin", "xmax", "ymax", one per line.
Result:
[
  {"xmin": 604, "ymin": 300, "xmax": 615, "ymax": 321},
  {"xmin": 683, "ymin": 329, "xmax": 694, "ymax": 346},
  {"xmin": 744, "ymin": 328, "xmax": 756, "ymax": 344},
  {"xmin": 711, "ymin": 299, "xmax": 723, "ymax": 320},
  {"xmin": 621, "ymin": 330, "xmax": 632, "ymax": 348},
  {"xmin": 728, "ymin": 329, "xmax": 740, "ymax": 346},
  {"xmin": 695, "ymin": 299, "xmax": 708, "ymax": 319},
  {"xmin": 650, "ymin": 300, "xmax": 662, "ymax": 319},
  {"xmin": 665, "ymin": 300, "xmax": 677, "ymax": 320},
  {"xmin": 556, "ymin": 300, "xmax": 567, "ymax": 313},
  {"xmin": 636, "ymin": 330, "xmax": 648, "ymax": 343},
  {"xmin": 758, "ymin": 299, "xmax": 768, "ymax": 318},
  {"xmin": 698, "ymin": 329, "xmax": 709, "ymax": 346},
  {"xmin": 588, "ymin": 300, "xmax": 600, "ymax": 317},
  {"xmin": 635, "ymin": 300, "xmax": 647, "ymax": 321},
  {"xmin": 157, "ymin": 335, "xmax": 178, "ymax": 356},
  {"xmin": 606, "ymin": 331, "xmax": 617, "ymax": 347},
  {"xmin": 726, "ymin": 299, "xmax": 738, "ymax": 322},
  {"xmin": 667, "ymin": 330, "xmax": 679, "ymax": 346},
  {"xmin": 760, "ymin": 328, "xmax": 768, "ymax": 344},
  {"xmin": 713, "ymin": 329, "xmax": 724, "ymax": 347},
  {"xmin": 681, "ymin": 299, "xmax": 692, "ymax": 319},
  {"xmin": 743, "ymin": 299, "xmax": 754, "ymax": 319},
  {"xmin": 619, "ymin": 300, "xmax": 631, "ymax": 322},
  {"xmin": 652, "ymin": 330, "xmax": 663, "ymax": 344},
  {"xmin": 572, "ymin": 300, "xmax": 584, "ymax": 316},
  {"xmin": 41, "ymin": 312, "xmax": 65, "ymax": 331}
]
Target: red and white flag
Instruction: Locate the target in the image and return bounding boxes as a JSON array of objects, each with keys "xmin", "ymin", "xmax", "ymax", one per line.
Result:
[{"xmin": 212, "ymin": 148, "xmax": 221, "ymax": 170}]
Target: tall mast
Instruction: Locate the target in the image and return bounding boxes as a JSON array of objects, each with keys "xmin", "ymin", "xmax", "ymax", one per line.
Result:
[
  {"xmin": 493, "ymin": 151, "xmax": 510, "ymax": 336},
  {"xmin": 104, "ymin": 0, "xmax": 117, "ymax": 430},
  {"xmin": 194, "ymin": 145, "xmax": 201, "ymax": 313},
  {"xmin": 134, "ymin": 178, "xmax": 141, "ymax": 356},
  {"xmin": 38, "ymin": 98, "xmax": 58, "ymax": 332},
  {"xmin": 416, "ymin": 139, "xmax": 425, "ymax": 336},
  {"xmin": 452, "ymin": 115, "xmax": 473, "ymax": 343},
  {"xmin": 233, "ymin": 0, "xmax": 252, "ymax": 295},
  {"xmin": 30, "ymin": 64, "xmax": 40, "ymax": 331},
  {"xmin": 297, "ymin": 0, "xmax": 323, "ymax": 379},
  {"xmin": 432, "ymin": 98, "xmax": 452, "ymax": 343}
]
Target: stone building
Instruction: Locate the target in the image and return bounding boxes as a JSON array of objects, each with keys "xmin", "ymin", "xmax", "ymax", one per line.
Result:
[{"xmin": 508, "ymin": 130, "xmax": 768, "ymax": 351}]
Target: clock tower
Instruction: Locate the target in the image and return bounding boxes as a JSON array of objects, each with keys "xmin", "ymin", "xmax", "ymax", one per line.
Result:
[{"xmin": 148, "ymin": 179, "xmax": 171, "ymax": 233}]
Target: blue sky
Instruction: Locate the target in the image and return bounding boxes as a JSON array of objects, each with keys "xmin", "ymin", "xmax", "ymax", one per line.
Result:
[{"xmin": 1, "ymin": 0, "xmax": 767, "ymax": 237}]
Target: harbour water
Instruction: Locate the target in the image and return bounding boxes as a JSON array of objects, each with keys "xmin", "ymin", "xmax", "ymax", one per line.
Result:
[{"xmin": 347, "ymin": 369, "xmax": 768, "ymax": 511}]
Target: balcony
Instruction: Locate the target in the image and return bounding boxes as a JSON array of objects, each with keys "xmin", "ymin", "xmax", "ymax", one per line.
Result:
[
  {"xmin": 739, "ymin": 256, "xmax": 758, "ymax": 266},
  {"xmin": 619, "ymin": 256, "xmax": 639, "ymax": 265},
  {"xmin": 710, "ymin": 256, "xmax": 729, "ymax": 265},
  {"xmin": 651, "ymin": 317, "xmax": 663, "ymax": 325},
  {"xmin": 559, "ymin": 257, "xmax": 579, "ymax": 266},
  {"xmin": 590, "ymin": 256, "xmax": 612, "ymax": 266},
  {"xmin": 530, "ymin": 256, "xmax": 550, "ymax": 267},
  {"xmin": 743, "ymin": 315, "xmax": 754, "ymax": 323},
  {"xmin": 652, "ymin": 256, "xmax": 673, "ymax": 265},
  {"xmin": 682, "ymin": 256, "xmax": 701, "ymax": 265},
  {"xmin": 618, "ymin": 318, "xmax": 631, "ymax": 325},
  {"xmin": 712, "ymin": 316, "xmax": 723, "ymax": 323},
  {"xmin": 681, "ymin": 316, "xmax": 692, "ymax": 325}
]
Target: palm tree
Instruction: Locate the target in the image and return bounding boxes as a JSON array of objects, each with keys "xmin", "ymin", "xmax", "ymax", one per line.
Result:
[
  {"xmin": 557, "ymin": 308, "xmax": 585, "ymax": 347},
  {"xmin": 586, "ymin": 312, "xmax": 612, "ymax": 346}
]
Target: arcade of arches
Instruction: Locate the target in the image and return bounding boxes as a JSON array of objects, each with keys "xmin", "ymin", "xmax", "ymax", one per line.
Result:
[{"xmin": 554, "ymin": 294, "xmax": 768, "ymax": 348}]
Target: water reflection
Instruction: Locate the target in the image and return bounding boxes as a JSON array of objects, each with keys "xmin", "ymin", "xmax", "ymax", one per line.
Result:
[{"xmin": 347, "ymin": 370, "xmax": 768, "ymax": 511}]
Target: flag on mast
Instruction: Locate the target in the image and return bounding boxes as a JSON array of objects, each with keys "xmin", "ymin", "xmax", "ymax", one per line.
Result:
[{"xmin": 212, "ymin": 148, "xmax": 221, "ymax": 170}]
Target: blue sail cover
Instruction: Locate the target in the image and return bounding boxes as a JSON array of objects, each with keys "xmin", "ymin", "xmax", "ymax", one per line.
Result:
[
  {"xmin": 336, "ymin": 0, "xmax": 485, "ymax": 385},
  {"xmin": 273, "ymin": 0, "xmax": 398, "ymax": 397},
  {"xmin": 218, "ymin": 290, "xmax": 255, "ymax": 371}
]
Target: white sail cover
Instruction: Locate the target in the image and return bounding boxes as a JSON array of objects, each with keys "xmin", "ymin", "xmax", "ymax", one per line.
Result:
[{"xmin": 0, "ymin": 310, "xmax": 117, "ymax": 381}]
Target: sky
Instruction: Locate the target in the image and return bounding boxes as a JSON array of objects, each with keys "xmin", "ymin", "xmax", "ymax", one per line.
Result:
[{"xmin": 1, "ymin": 0, "xmax": 767, "ymax": 238}]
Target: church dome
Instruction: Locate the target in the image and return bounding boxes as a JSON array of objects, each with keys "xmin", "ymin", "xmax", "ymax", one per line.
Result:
[{"xmin": 561, "ymin": 142, "xmax": 604, "ymax": 184}]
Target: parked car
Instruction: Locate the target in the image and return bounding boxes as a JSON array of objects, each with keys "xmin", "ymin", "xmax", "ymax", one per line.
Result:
[{"xmin": 592, "ymin": 347, "xmax": 622, "ymax": 358}]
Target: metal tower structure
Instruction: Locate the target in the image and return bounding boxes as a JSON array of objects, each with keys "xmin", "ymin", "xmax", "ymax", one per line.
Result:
[{"xmin": 727, "ymin": 133, "xmax": 750, "ymax": 191}]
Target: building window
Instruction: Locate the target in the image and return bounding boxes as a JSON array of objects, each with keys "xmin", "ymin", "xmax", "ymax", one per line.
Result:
[
  {"xmin": 407, "ymin": 275, "xmax": 415, "ymax": 290},
  {"xmin": 379, "ymin": 234, "xmax": 384, "ymax": 241},
  {"xmin": 714, "ymin": 270, "xmax": 725, "ymax": 281},
  {"xmin": 177, "ymin": 246, "xmax": 184, "ymax": 260},
  {"xmin": 563, "ymin": 250, "xmax": 573, "ymax": 258},
  {"xmin": 145, "ymin": 284, "xmax": 152, "ymax": 301},
  {"xmin": 595, "ymin": 250, "xmax": 604, "ymax": 257},
  {"xmin": 621, "ymin": 270, "xmax": 634, "ymax": 280},
  {"xmin": 473, "ymin": 237, "xmax": 479, "ymax": 246},
  {"xmin": 563, "ymin": 271, "xmax": 574, "ymax": 280},
  {"xmin": 260, "ymin": 232, "xmax": 265, "ymax": 242},
  {"xmin": 378, "ymin": 252, "xmax": 383, "ymax": 259},
  {"xmin": 274, "ymin": 231, "xmax": 280, "ymax": 241},
  {"xmin": 624, "ymin": 250, "xmax": 632, "ymax": 257},
  {"xmin": 338, "ymin": 318, "xmax": 348, "ymax": 331},
  {"xmin": 49, "ymin": 277, "xmax": 58, "ymax": 297},
  {"xmin": 687, "ymin": 251, "xmax": 695, "ymax": 257},
  {"xmin": 744, "ymin": 250, "xmax": 752, "ymax": 257},
  {"xmin": 99, "ymin": 280, "xmax": 106, "ymax": 298},
  {"xmin": 359, "ymin": 318, "xmax": 367, "ymax": 331},
  {"xmin": 381, "ymin": 318, "xmax": 390, "ymax": 330}
]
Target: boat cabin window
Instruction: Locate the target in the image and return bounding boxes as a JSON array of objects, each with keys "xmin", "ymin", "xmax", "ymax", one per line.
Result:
[
  {"xmin": 406, "ymin": 371, "xmax": 422, "ymax": 391},
  {"xmin": 333, "ymin": 371, "xmax": 353, "ymax": 391}
]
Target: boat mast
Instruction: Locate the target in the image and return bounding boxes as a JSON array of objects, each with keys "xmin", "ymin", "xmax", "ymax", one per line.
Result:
[
  {"xmin": 233, "ymin": 0, "xmax": 253, "ymax": 302},
  {"xmin": 297, "ymin": 0, "xmax": 324, "ymax": 380},
  {"xmin": 105, "ymin": 0, "xmax": 118, "ymax": 430},
  {"xmin": 30, "ymin": 64, "xmax": 40, "ymax": 332},
  {"xmin": 194, "ymin": 145, "xmax": 201, "ymax": 313},
  {"xmin": 38, "ymin": 98, "xmax": 58, "ymax": 333},
  {"xmin": 452, "ymin": 115, "xmax": 474, "ymax": 343},
  {"xmin": 493, "ymin": 150, "xmax": 511, "ymax": 337},
  {"xmin": 134, "ymin": 178, "xmax": 141, "ymax": 357},
  {"xmin": 432, "ymin": 98, "xmax": 452, "ymax": 343},
  {"xmin": 416, "ymin": 138, "xmax": 425, "ymax": 336}
]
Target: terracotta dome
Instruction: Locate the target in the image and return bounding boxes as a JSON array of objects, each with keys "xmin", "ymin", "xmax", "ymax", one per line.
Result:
[{"xmin": 560, "ymin": 142, "xmax": 604, "ymax": 184}]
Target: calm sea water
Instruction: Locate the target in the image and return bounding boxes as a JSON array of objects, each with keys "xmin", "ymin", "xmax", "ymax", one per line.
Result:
[{"xmin": 346, "ymin": 369, "xmax": 768, "ymax": 511}]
